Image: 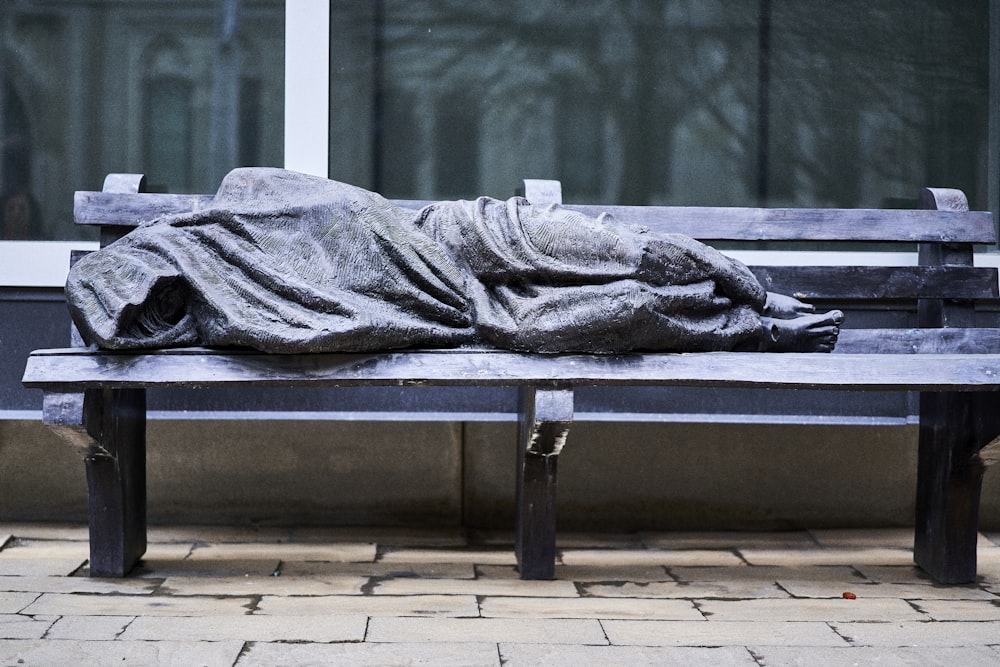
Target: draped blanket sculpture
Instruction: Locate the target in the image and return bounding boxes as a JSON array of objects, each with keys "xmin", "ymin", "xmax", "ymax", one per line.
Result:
[{"xmin": 67, "ymin": 168, "xmax": 841, "ymax": 354}]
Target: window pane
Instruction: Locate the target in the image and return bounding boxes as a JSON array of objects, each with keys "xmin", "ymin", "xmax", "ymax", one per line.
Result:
[
  {"xmin": 0, "ymin": 1, "xmax": 284, "ymax": 241},
  {"xmin": 330, "ymin": 0, "xmax": 989, "ymax": 215}
]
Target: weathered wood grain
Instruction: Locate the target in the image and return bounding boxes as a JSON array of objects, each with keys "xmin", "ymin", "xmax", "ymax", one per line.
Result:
[
  {"xmin": 752, "ymin": 266, "xmax": 999, "ymax": 300},
  {"xmin": 834, "ymin": 328, "xmax": 1000, "ymax": 354},
  {"xmin": 21, "ymin": 347, "xmax": 1000, "ymax": 392},
  {"xmin": 74, "ymin": 190, "xmax": 996, "ymax": 244},
  {"xmin": 563, "ymin": 204, "xmax": 995, "ymax": 243}
]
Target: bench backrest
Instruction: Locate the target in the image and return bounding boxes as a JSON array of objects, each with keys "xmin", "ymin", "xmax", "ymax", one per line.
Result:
[{"xmin": 72, "ymin": 173, "xmax": 998, "ymax": 352}]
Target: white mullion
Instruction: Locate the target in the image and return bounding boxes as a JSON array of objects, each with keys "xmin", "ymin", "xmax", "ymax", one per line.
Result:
[{"xmin": 283, "ymin": 0, "xmax": 330, "ymax": 177}]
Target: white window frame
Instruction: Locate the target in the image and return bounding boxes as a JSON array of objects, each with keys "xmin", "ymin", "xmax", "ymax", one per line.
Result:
[{"xmin": 283, "ymin": 0, "xmax": 329, "ymax": 177}]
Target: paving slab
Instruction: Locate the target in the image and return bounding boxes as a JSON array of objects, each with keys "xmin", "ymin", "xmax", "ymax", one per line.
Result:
[
  {"xmin": 291, "ymin": 525, "xmax": 470, "ymax": 547},
  {"xmin": 852, "ymin": 565, "xmax": 940, "ymax": 584},
  {"xmin": 159, "ymin": 574, "xmax": 365, "ymax": 596},
  {"xmin": 0, "ymin": 524, "xmax": 89, "ymax": 542},
  {"xmin": 0, "ymin": 614, "xmax": 54, "ymax": 640},
  {"xmin": 373, "ymin": 576, "xmax": 578, "ymax": 597},
  {"xmin": 22, "ymin": 592, "xmax": 254, "ymax": 617},
  {"xmin": 238, "ymin": 640, "xmax": 501, "ymax": 666},
  {"xmin": 477, "ymin": 563, "xmax": 672, "ymax": 582},
  {"xmin": 910, "ymin": 598, "xmax": 1000, "ymax": 621},
  {"xmin": 279, "ymin": 560, "xmax": 476, "ymax": 579},
  {"xmin": 366, "ymin": 617, "xmax": 608, "ymax": 644},
  {"xmin": 0, "ymin": 592, "xmax": 39, "ymax": 614},
  {"xmin": 147, "ymin": 524, "xmax": 293, "ymax": 543},
  {"xmin": 379, "ymin": 548, "xmax": 517, "ymax": 566},
  {"xmin": 697, "ymin": 597, "xmax": 925, "ymax": 622},
  {"xmin": 0, "ymin": 639, "xmax": 245, "ymax": 666},
  {"xmin": 45, "ymin": 615, "xmax": 133, "ymax": 640},
  {"xmin": 480, "ymin": 595, "xmax": 702, "ymax": 620},
  {"xmin": 0, "ymin": 557, "xmax": 87, "ymax": 577},
  {"xmin": 257, "ymin": 593, "xmax": 480, "ymax": 617},
  {"xmin": 580, "ymin": 579, "xmax": 787, "ymax": 599},
  {"xmin": 0, "ymin": 540, "xmax": 90, "ymax": 559},
  {"xmin": 120, "ymin": 613, "xmax": 368, "ymax": 642},
  {"xmin": 753, "ymin": 645, "xmax": 1000, "ymax": 666},
  {"xmin": 671, "ymin": 565, "xmax": 861, "ymax": 583},
  {"xmin": 553, "ymin": 532, "xmax": 644, "ymax": 549},
  {"xmin": 0, "ymin": 575, "xmax": 157, "ymax": 595},
  {"xmin": 601, "ymin": 619, "xmax": 847, "ymax": 647},
  {"xmin": 739, "ymin": 547, "xmax": 913, "ymax": 567},
  {"xmin": 188, "ymin": 541, "xmax": 377, "ymax": 562},
  {"xmin": 832, "ymin": 620, "xmax": 1000, "ymax": 647},
  {"xmin": 132, "ymin": 556, "xmax": 280, "ymax": 578},
  {"xmin": 808, "ymin": 528, "xmax": 917, "ymax": 549},
  {"xmin": 560, "ymin": 549, "xmax": 743, "ymax": 568},
  {"xmin": 500, "ymin": 643, "xmax": 758, "ymax": 666},
  {"xmin": 780, "ymin": 579, "xmax": 998, "ymax": 600},
  {"xmin": 644, "ymin": 531, "xmax": 815, "ymax": 550}
]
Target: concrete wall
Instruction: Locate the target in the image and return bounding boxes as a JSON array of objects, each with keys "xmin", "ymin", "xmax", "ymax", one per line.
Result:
[{"xmin": 6, "ymin": 417, "xmax": 1000, "ymax": 531}]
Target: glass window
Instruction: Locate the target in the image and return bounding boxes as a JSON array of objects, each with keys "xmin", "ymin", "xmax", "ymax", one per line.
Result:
[
  {"xmin": 0, "ymin": 1, "xmax": 284, "ymax": 241},
  {"xmin": 330, "ymin": 0, "xmax": 989, "ymax": 216}
]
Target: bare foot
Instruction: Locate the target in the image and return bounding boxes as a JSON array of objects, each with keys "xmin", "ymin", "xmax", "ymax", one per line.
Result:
[
  {"xmin": 760, "ymin": 310, "xmax": 844, "ymax": 352},
  {"xmin": 764, "ymin": 292, "xmax": 816, "ymax": 319}
]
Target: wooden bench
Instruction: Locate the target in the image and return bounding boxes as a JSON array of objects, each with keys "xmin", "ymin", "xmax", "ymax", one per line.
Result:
[{"xmin": 21, "ymin": 174, "xmax": 1000, "ymax": 583}]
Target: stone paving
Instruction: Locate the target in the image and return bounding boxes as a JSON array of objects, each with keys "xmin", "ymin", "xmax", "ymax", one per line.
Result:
[{"xmin": 1, "ymin": 524, "xmax": 1000, "ymax": 665}]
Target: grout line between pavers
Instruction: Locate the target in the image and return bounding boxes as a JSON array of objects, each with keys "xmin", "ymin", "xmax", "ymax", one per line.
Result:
[
  {"xmin": 596, "ymin": 618, "xmax": 613, "ymax": 646},
  {"xmin": 35, "ymin": 612, "xmax": 57, "ymax": 640},
  {"xmin": 732, "ymin": 548, "xmax": 751, "ymax": 565},
  {"xmin": 117, "ymin": 615, "xmax": 139, "ymax": 639},
  {"xmin": 233, "ymin": 641, "xmax": 252, "ymax": 666},
  {"xmin": 244, "ymin": 594, "xmax": 263, "ymax": 614},
  {"xmin": 827, "ymin": 620, "xmax": 857, "ymax": 646},
  {"xmin": 747, "ymin": 647, "xmax": 766, "ymax": 666}
]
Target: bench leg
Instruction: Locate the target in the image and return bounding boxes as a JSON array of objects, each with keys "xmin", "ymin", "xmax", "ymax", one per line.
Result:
[
  {"xmin": 914, "ymin": 392, "xmax": 1000, "ymax": 584},
  {"xmin": 84, "ymin": 388, "xmax": 148, "ymax": 577},
  {"xmin": 515, "ymin": 386, "xmax": 573, "ymax": 580}
]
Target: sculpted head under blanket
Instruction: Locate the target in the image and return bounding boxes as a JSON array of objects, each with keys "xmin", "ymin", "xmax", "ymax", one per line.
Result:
[{"xmin": 66, "ymin": 168, "xmax": 842, "ymax": 354}]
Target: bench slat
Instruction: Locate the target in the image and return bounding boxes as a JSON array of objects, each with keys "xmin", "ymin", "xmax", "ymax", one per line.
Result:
[
  {"xmin": 74, "ymin": 192, "xmax": 217, "ymax": 226},
  {"xmin": 564, "ymin": 204, "xmax": 996, "ymax": 244},
  {"xmin": 752, "ymin": 266, "xmax": 1000, "ymax": 300},
  {"xmin": 835, "ymin": 328, "xmax": 1000, "ymax": 354},
  {"xmin": 22, "ymin": 347, "xmax": 1000, "ymax": 392},
  {"xmin": 74, "ymin": 191, "xmax": 995, "ymax": 244}
]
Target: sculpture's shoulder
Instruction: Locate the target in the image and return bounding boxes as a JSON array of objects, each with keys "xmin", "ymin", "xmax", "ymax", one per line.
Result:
[{"xmin": 215, "ymin": 168, "xmax": 391, "ymax": 214}]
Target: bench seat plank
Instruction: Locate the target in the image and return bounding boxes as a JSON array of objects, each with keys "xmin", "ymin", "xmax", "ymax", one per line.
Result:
[
  {"xmin": 22, "ymin": 347, "xmax": 1000, "ymax": 392},
  {"xmin": 74, "ymin": 192, "xmax": 996, "ymax": 244}
]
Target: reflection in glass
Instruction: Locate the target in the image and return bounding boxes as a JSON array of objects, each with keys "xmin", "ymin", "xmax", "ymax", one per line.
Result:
[
  {"xmin": 0, "ymin": 1, "xmax": 284, "ymax": 241},
  {"xmin": 331, "ymin": 0, "xmax": 988, "ymax": 215}
]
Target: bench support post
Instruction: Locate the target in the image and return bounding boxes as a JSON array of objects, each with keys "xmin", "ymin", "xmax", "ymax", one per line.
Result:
[
  {"xmin": 913, "ymin": 186, "xmax": 998, "ymax": 584},
  {"xmin": 43, "ymin": 389, "xmax": 147, "ymax": 577},
  {"xmin": 914, "ymin": 392, "xmax": 1000, "ymax": 583},
  {"xmin": 515, "ymin": 386, "xmax": 573, "ymax": 580}
]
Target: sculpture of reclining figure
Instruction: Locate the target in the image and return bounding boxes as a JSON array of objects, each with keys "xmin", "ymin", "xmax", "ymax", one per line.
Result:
[{"xmin": 66, "ymin": 167, "xmax": 842, "ymax": 354}]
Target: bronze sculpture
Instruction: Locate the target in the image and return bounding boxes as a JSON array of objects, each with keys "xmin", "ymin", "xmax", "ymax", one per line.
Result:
[{"xmin": 67, "ymin": 168, "xmax": 842, "ymax": 354}]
